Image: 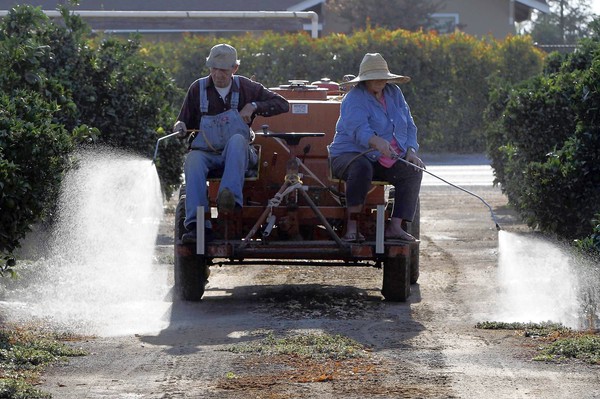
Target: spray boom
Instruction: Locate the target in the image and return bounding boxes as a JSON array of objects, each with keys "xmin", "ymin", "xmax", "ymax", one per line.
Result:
[
  {"xmin": 395, "ymin": 156, "xmax": 502, "ymax": 231},
  {"xmin": 152, "ymin": 131, "xmax": 182, "ymax": 164}
]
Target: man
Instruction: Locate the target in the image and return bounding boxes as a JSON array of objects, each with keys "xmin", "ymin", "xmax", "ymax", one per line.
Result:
[{"xmin": 174, "ymin": 43, "xmax": 289, "ymax": 243}]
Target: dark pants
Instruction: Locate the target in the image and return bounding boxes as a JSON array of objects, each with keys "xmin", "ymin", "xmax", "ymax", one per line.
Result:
[{"xmin": 331, "ymin": 153, "xmax": 422, "ymax": 221}]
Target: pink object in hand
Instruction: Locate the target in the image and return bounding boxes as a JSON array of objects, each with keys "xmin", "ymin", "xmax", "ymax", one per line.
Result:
[{"xmin": 378, "ymin": 138, "xmax": 404, "ymax": 168}]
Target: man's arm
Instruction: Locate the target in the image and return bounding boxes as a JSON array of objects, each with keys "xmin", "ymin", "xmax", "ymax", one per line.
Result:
[
  {"xmin": 175, "ymin": 81, "xmax": 201, "ymax": 132},
  {"xmin": 239, "ymin": 76, "xmax": 290, "ymax": 117}
]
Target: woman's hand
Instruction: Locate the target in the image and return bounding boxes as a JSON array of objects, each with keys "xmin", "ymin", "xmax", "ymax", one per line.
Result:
[
  {"xmin": 405, "ymin": 151, "xmax": 425, "ymax": 170},
  {"xmin": 368, "ymin": 135, "xmax": 397, "ymax": 158}
]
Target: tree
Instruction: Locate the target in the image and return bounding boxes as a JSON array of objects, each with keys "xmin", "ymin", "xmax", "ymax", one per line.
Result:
[
  {"xmin": 527, "ymin": 0, "xmax": 594, "ymax": 44},
  {"xmin": 326, "ymin": 0, "xmax": 442, "ymax": 32},
  {"xmin": 0, "ymin": 5, "xmax": 185, "ymax": 271},
  {"xmin": 484, "ymin": 20, "xmax": 600, "ymax": 243}
]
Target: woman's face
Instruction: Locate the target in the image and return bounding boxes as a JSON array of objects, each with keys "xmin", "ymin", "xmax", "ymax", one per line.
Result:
[{"xmin": 365, "ymin": 79, "xmax": 387, "ymax": 95}]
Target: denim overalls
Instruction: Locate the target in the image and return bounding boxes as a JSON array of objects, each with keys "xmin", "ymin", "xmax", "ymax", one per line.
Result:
[
  {"xmin": 190, "ymin": 76, "xmax": 251, "ymax": 152},
  {"xmin": 184, "ymin": 75, "xmax": 254, "ymax": 228}
]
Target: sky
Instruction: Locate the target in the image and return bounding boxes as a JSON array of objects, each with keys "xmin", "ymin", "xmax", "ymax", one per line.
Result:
[{"xmin": 591, "ymin": 0, "xmax": 600, "ymax": 15}]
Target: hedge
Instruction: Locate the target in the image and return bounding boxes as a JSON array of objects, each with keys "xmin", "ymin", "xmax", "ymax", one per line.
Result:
[
  {"xmin": 142, "ymin": 29, "xmax": 545, "ymax": 153},
  {"xmin": 0, "ymin": 5, "xmax": 186, "ymax": 270},
  {"xmin": 485, "ymin": 20, "xmax": 600, "ymax": 246}
]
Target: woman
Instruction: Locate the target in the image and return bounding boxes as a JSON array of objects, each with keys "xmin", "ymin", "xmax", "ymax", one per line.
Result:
[{"xmin": 329, "ymin": 53, "xmax": 424, "ymax": 242}]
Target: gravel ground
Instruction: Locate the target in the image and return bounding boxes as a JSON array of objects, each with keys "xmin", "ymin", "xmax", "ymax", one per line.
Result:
[{"xmin": 38, "ymin": 167, "xmax": 600, "ymax": 398}]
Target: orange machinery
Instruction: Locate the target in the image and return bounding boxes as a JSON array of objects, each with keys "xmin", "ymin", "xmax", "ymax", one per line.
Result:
[{"xmin": 175, "ymin": 81, "xmax": 418, "ymax": 303}]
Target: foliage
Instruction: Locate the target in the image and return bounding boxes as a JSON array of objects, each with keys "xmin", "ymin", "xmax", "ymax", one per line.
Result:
[
  {"xmin": 325, "ymin": 0, "xmax": 442, "ymax": 32},
  {"xmin": 475, "ymin": 321, "xmax": 571, "ymax": 336},
  {"xmin": 142, "ymin": 28, "xmax": 544, "ymax": 153},
  {"xmin": 0, "ymin": 326, "xmax": 86, "ymax": 399},
  {"xmin": 476, "ymin": 321, "xmax": 600, "ymax": 364},
  {"xmin": 225, "ymin": 331, "xmax": 367, "ymax": 360},
  {"xmin": 0, "ymin": 5, "xmax": 187, "ymax": 269},
  {"xmin": 79, "ymin": 37, "xmax": 186, "ymax": 195},
  {"xmin": 485, "ymin": 29, "xmax": 600, "ymax": 242},
  {"xmin": 526, "ymin": 0, "xmax": 594, "ymax": 44},
  {"xmin": 575, "ymin": 216, "xmax": 600, "ymax": 254},
  {"xmin": 534, "ymin": 335, "xmax": 600, "ymax": 364},
  {"xmin": 0, "ymin": 92, "xmax": 73, "ymax": 275}
]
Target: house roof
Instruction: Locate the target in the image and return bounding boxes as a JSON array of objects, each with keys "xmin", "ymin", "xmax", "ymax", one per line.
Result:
[
  {"xmin": 515, "ymin": 0, "xmax": 550, "ymax": 13},
  {"xmin": 0, "ymin": 0, "xmax": 546, "ymax": 14},
  {"xmin": 0, "ymin": 0, "xmax": 322, "ymax": 11}
]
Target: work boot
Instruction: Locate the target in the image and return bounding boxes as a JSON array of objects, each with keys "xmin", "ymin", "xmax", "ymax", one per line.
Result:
[
  {"xmin": 182, "ymin": 223, "xmax": 197, "ymax": 244},
  {"xmin": 182, "ymin": 223, "xmax": 214, "ymax": 244},
  {"xmin": 217, "ymin": 188, "xmax": 236, "ymax": 215}
]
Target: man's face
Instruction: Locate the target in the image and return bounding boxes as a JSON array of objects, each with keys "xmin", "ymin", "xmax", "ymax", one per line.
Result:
[{"xmin": 210, "ymin": 66, "xmax": 238, "ymax": 88}]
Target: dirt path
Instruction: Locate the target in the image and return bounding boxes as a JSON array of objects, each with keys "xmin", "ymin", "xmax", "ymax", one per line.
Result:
[{"xmin": 39, "ymin": 184, "xmax": 600, "ymax": 398}]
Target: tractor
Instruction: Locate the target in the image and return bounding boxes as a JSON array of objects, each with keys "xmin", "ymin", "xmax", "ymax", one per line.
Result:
[{"xmin": 173, "ymin": 80, "xmax": 420, "ymax": 302}]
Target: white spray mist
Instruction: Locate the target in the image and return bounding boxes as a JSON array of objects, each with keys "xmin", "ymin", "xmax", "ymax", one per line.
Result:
[
  {"xmin": 495, "ymin": 231, "xmax": 582, "ymax": 328},
  {"xmin": 2, "ymin": 148, "xmax": 171, "ymax": 336}
]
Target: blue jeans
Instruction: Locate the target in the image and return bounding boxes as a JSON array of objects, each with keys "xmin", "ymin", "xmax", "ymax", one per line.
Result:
[
  {"xmin": 331, "ymin": 152, "xmax": 422, "ymax": 221},
  {"xmin": 184, "ymin": 134, "xmax": 249, "ymax": 228}
]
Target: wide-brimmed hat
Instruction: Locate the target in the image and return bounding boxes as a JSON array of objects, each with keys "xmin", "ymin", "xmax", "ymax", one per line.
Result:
[
  {"xmin": 206, "ymin": 43, "xmax": 240, "ymax": 69},
  {"xmin": 340, "ymin": 53, "xmax": 410, "ymax": 86}
]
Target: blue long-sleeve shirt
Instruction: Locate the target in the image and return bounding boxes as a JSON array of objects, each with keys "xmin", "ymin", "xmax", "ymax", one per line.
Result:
[{"xmin": 329, "ymin": 82, "xmax": 418, "ymax": 161}]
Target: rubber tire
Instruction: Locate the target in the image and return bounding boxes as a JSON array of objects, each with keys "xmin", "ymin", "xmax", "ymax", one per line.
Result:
[
  {"xmin": 409, "ymin": 242, "xmax": 420, "ymax": 284},
  {"xmin": 174, "ymin": 185, "xmax": 207, "ymax": 302},
  {"xmin": 407, "ymin": 198, "xmax": 420, "ymax": 284},
  {"xmin": 406, "ymin": 198, "xmax": 420, "ymax": 239},
  {"xmin": 381, "ymin": 255, "xmax": 410, "ymax": 302}
]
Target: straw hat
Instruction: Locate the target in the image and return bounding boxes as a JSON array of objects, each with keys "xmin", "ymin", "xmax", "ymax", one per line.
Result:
[
  {"xmin": 206, "ymin": 43, "xmax": 240, "ymax": 69},
  {"xmin": 340, "ymin": 53, "xmax": 410, "ymax": 86}
]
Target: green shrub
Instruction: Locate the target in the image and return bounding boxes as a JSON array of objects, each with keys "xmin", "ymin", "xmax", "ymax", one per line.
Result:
[
  {"xmin": 0, "ymin": 91, "xmax": 73, "ymax": 273},
  {"xmin": 81, "ymin": 37, "xmax": 186, "ymax": 195},
  {"xmin": 0, "ymin": 5, "xmax": 186, "ymax": 269},
  {"xmin": 0, "ymin": 5, "xmax": 185, "ymax": 196},
  {"xmin": 485, "ymin": 23, "xmax": 600, "ymax": 242}
]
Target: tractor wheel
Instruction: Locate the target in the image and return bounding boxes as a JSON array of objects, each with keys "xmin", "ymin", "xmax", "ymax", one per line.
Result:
[
  {"xmin": 406, "ymin": 198, "xmax": 420, "ymax": 239},
  {"xmin": 174, "ymin": 185, "xmax": 208, "ymax": 302},
  {"xmin": 409, "ymin": 242, "xmax": 420, "ymax": 284},
  {"xmin": 407, "ymin": 199, "xmax": 420, "ymax": 284},
  {"xmin": 381, "ymin": 253, "xmax": 410, "ymax": 302}
]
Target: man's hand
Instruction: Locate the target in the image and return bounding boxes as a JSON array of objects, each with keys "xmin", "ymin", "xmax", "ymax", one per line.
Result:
[
  {"xmin": 173, "ymin": 121, "xmax": 187, "ymax": 138},
  {"xmin": 240, "ymin": 102, "xmax": 257, "ymax": 124}
]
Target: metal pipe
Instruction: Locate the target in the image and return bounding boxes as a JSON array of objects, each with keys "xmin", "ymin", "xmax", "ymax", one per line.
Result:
[
  {"xmin": 376, "ymin": 204, "xmax": 385, "ymax": 254},
  {"xmin": 0, "ymin": 10, "xmax": 320, "ymax": 38},
  {"xmin": 152, "ymin": 131, "xmax": 180, "ymax": 164},
  {"xmin": 298, "ymin": 186, "xmax": 347, "ymax": 247},
  {"xmin": 395, "ymin": 157, "xmax": 502, "ymax": 230}
]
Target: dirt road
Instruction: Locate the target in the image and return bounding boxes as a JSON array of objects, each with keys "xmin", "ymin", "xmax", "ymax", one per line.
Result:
[{"xmin": 39, "ymin": 174, "xmax": 600, "ymax": 398}]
